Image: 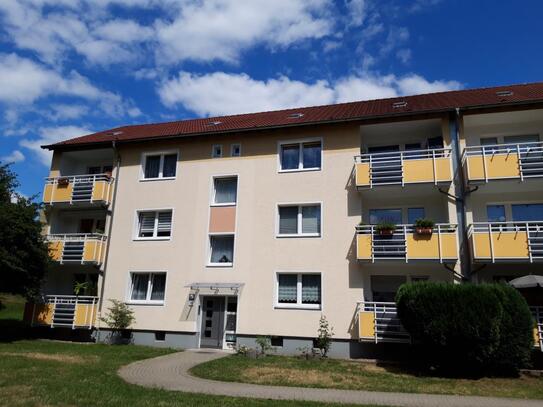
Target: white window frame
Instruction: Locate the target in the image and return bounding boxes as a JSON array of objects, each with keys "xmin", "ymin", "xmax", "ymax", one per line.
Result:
[
  {"xmin": 231, "ymin": 143, "xmax": 241, "ymax": 157},
  {"xmin": 207, "ymin": 233, "xmax": 235, "ymax": 267},
  {"xmin": 274, "ymin": 272, "xmax": 322, "ymax": 310},
  {"xmin": 212, "ymin": 144, "xmax": 223, "ymax": 158},
  {"xmin": 127, "ymin": 271, "xmax": 167, "ymax": 305},
  {"xmin": 277, "ymin": 137, "xmax": 323, "ymax": 173},
  {"xmin": 133, "ymin": 208, "xmax": 174, "ymax": 241},
  {"xmin": 210, "ymin": 175, "xmax": 238, "ymax": 206},
  {"xmin": 276, "ymin": 202, "xmax": 322, "ymax": 238},
  {"xmin": 140, "ymin": 150, "xmax": 178, "ymax": 181}
]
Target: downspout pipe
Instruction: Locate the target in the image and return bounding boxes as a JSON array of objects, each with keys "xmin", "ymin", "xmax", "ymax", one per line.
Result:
[
  {"xmin": 97, "ymin": 140, "xmax": 121, "ymax": 323},
  {"xmin": 450, "ymin": 108, "xmax": 471, "ymax": 280}
]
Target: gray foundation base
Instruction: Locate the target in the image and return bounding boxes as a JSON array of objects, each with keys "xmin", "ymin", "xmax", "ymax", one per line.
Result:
[
  {"xmin": 96, "ymin": 329, "xmax": 198, "ymax": 349},
  {"xmin": 237, "ymin": 335, "xmax": 411, "ymax": 359}
]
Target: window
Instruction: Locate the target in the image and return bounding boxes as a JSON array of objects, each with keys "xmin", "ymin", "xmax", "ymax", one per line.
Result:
[
  {"xmin": 504, "ymin": 134, "xmax": 540, "ymax": 145},
  {"xmin": 276, "ymin": 273, "xmax": 321, "ymax": 309},
  {"xmin": 142, "ymin": 152, "xmax": 177, "ymax": 179},
  {"xmin": 129, "ymin": 272, "xmax": 166, "ymax": 304},
  {"xmin": 487, "ymin": 205, "xmax": 506, "ymax": 222},
  {"xmin": 209, "ymin": 235, "xmax": 234, "ymax": 265},
  {"xmin": 154, "ymin": 332, "xmax": 166, "ymax": 341},
  {"xmin": 271, "ymin": 336, "xmax": 284, "ymax": 347},
  {"xmin": 512, "ymin": 204, "xmax": 543, "ymax": 221},
  {"xmin": 136, "ymin": 210, "xmax": 173, "ymax": 239},
  {"xmin": 212, "ymin": 144, "xmax": 223, "ymax": 158},
  {"xmin": 369, "ymin": 209, "xmax": 402, "ymax": 224},
  {"xmin": 279, "ymin": 140, "xmax": 322, "ymax": 171},
  {"xmin": 408, "ymin": 208, "xmax": 425, "ymax": 224},
  {"xmin": 212, "ymin": 176, "xmax": 237, "ymax": 205},
  {"xmin": 231, "ymin": 144, "xmax": 241, "ymax": 157},
  {"xmin": 278, "ymin": 204, "xmax": 321, "ymax": 237}
]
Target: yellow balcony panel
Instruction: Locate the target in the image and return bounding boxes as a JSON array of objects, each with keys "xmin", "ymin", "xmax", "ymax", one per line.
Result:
[
  {"xmin": 470, "ymin": 223, "xmax": 535, "ymax": 262},
  {"xmin": 358, "ymin": 311, "xmax": 375, "ymax": 340},
  {"xmin": 24, "ymin": 296, "xmax": 98, "ymax": 329},
  {"xmin": 464, "ymin": 142, "xmax": 543, "ymax": 183},
  {"xmin": 357, "ymin": 302, "xmax": 409, "ymax": 343},
  {"xmin": 43, "ymin": 174, "xmax": 114, "ymax": 205},
  {"xmin": 355, "ymin": 148, "xmax": 452, "ymax": 189},
  {"xmin": 356, "ymin": 224, "xmax": 458, "ymax": 262},
  {"xmin": 47, "ymin": 234, "xmax": 107, "ymax": 265}
]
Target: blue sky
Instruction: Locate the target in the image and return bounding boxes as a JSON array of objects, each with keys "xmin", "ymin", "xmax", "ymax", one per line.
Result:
[{"xmin": 1, "ymin": 0, "xmax": 542, "ymax": 197}]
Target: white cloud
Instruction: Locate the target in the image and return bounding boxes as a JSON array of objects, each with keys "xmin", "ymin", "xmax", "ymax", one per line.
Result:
[
  {"xmin": 94, "ymin": 19, "xmax": 154, "ymax": 43},
  {"xmin": 20, "ymin": 125, "xmax": 93, "ymax": 166},
  {"xmin": 158, "ymin": 72, "xmax": 335, "ymax": 116},
  {"xmin": 346, "ymin": 0, "xmax": 367, "ymax": 27},
  {"xmin": 1, "ymin": 150, "xmax": 25, "ymax": 164},
  {"xmin": 159, "ymin": 71, "xmax": 462, "ymax": 116},
  {"xmin": 396, "ymin": 48, "xmax": 412, "ymax": 64},
  {"xmin": 155, "ymin": 0, "xmax": 334, "ymax": 64},
  {"xmin": 0, "ymin": 53, "xmax": 140, "ymax": 118},
  {"xmin": 48, "ymin": 104, "xmax": 89, "ymax": 121}
]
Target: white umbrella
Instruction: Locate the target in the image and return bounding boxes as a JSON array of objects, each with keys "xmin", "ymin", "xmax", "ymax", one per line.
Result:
[{"xmin": 509, "ymin": 275, "xmax": 543, "ymax": 289}]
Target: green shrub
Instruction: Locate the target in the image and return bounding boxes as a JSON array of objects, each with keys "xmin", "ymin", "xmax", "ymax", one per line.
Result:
[
  {"xmin": 396, "ymin": 282, "xmax": 533, "ymax": 376},
  {"xmin": 413, "ymin": 218, "xmax": 435, "ymax": 228},
  {"xmin": 375, "ymin": 221, "xmax": 396, "ymax": 232}
]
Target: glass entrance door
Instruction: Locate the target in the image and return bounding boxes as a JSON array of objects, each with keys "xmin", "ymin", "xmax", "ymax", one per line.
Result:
[{"xmin": 200, "ymin": 296, "xmax": 225, "ymax": 348}]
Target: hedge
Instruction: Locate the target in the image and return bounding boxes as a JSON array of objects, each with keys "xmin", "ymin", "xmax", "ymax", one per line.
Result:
[{"xmin": 396, "ymin": 282, "xmax": 534, "ymax": 376}]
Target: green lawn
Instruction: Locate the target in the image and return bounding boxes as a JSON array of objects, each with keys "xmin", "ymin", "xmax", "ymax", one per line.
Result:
[
  {"xmin": 0, "ymin": 340, "xmax": 384, "ymax": 407},
  {"xmin": 191, "ymin": 354, "xmax": 543, "ymax": 400},
  {"xmin": 0, "ymin": 293, "xmax": 25, "ymax": 320}
]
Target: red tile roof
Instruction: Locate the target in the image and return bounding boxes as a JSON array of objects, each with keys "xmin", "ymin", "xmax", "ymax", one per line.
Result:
[{"xmin": 44, "ymin": 82, "xmax": 543, "ymax": 150}]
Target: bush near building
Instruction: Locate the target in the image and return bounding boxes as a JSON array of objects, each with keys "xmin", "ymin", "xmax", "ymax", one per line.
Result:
[{"xmin": 396, "ymin": 282, "xmax": 534, "ymax": 377}]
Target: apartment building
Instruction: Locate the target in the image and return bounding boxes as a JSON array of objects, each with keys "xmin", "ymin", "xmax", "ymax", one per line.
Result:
[{"xmin": 23, "ymin": 82, "xmax": 543, "ymax": 357}]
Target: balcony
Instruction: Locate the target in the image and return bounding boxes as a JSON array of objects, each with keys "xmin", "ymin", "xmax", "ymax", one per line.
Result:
[
  {"xmin": 354, "ymin": 148, "xmax": 453, "ymax": 189},
  {"xmin": 463, "ymin": 141, "xmax": 543, "ymax": 183},
  {"xmin": 532, "ymin": 306, "xmax": 543, "ymax": 351},
  {"xmin": 43, "ymin": 174, "xmax": 114, "ymax": 206},
  {"xmin": 48, "ymin": 234, "xmax": 107, "ymax": 265},
  {"xmin": 356, "ymin": 224, "xmax": 458, "ymax": 262},
  {"xmin": 23, "ymin": 295, "xmax": 98, "ymax": 329},
  {"xmin": 357, "ymin": 301, "xmax": 409, "ymax": 343},
  {"xmin": 469, "ymin": 222, "xmax": 543, "ymax": 263}
]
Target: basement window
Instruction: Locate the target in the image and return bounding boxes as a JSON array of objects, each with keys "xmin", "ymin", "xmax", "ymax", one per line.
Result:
[{"xmin": 154, "ymin": 332, "xmax": 166, "ymax": 341}]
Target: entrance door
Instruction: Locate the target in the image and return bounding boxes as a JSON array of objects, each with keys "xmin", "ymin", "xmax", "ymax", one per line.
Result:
[{"xmin": 200, "ymin": 296, "xmax": 225, "ymax": 348}]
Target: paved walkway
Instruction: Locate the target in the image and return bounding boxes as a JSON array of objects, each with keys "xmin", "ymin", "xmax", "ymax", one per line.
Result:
[{"xmin": 118, "ymin": 350, "xmax": 543, "ymax": 407}]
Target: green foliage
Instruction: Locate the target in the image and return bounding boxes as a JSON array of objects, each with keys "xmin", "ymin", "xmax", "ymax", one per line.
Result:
[
  {"xmin": 375, "ymin": 221, "xmax": 396, "ymax": 232},
  {"xmin": 414, "ymin": 218, "xmax": 435, "ymax": 228},
  {"xmin": 315, "ymin": 314, "xmax": 334, "ymax": 357},
  {"xmin": 73, "ymin": 281, "xmax": 89, "ymax": 296},
  {"xmin": 396, "ymin": 282, "xmax": 534, "ymax": 376},
  {"xmin": 0, "ymin": 164, "xmax": 50, "ymax": 299},
  {"xmin": 100, "ymin": 299, "xmax": 135, "ymax": 332},
  {"xmin": 255, "ymin": 335, "xmax": 273, "ymax": 355}
]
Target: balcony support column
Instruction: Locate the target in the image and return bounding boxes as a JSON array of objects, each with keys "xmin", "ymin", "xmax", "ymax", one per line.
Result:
[{"xmin": 449, "ymin": 110, "xmax": 471, "ymax": 280}]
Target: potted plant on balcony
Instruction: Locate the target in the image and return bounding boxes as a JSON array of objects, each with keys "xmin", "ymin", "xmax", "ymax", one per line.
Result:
[
  {"xmin": 414, "ymin": 218, "xmax": 435, "ymax": 235},
  {"xmin": 375, "ymin": 221, "xmax": 396, "ymax": 236},
  {"xmin": 57, "ymin": 177, "xmax": 70, "ymax": 186}
]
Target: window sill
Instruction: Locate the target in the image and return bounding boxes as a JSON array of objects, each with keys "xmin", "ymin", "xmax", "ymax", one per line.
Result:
[
  {"xmin": 133, "ymin": 237, "xmax": 171, "ymax": 241},
  {"xmin": 276, "ymin": 234, "xmax": 321, "ymax": 238},
  {"xmin": 278, "ymin": 167, "xmax": 321, "ymax": 174},
  {"xmin": 210, "ymin": 203, "xmax": 237, "ymax": 207},
  {"xmin": 139, "ymin": 177, "xmax": 176, "ymax": 182},
  {"xmin": 206, "ymin": 263, "xmax": 233, "ymax": 268},
  {"xmin": 274, "ymin": 304, "xmax": 321, "ymax": 310},
  {"xmin": 126, "ymin": 301, "xmax": 165, "ymax": 306}
]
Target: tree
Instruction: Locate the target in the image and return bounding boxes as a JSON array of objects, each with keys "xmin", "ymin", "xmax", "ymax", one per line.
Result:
[
  {"xmin": 0, "ymin": 164, "xmax": 50, "ymax": 299},
  {"xmin": 315, "ymin": 314, "xmax": 334, "ymax": 357}
]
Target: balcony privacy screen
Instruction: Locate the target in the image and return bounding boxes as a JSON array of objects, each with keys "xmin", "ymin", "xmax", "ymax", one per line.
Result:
[
  {"xmin": 279, "ymin": 206, "xmax": 298, "ymax": 234},
  {"xmin": 210, "ymin": 235, "xmax": 234, "ymax": 263},
  {"xmin": 302, "ymin": 205, "xmax": 320, "ymax": 234},
  {"xmin": 214, "ymin": 177, "xmax": 238, "ymax": 204},
  {"xmin": 162, "ymin": 154, "xmax": 177, "ymax": 177},
  {"xmin": 278, "ymin": 274, "xmax": 297, "ymax": 303},
  {"xmin": 144, "ymin": 155, "xmax": 161, "ymax": 178},
  {"xmin": 302, "ymin": 274, "xmax": 321, "ymax": 304}
]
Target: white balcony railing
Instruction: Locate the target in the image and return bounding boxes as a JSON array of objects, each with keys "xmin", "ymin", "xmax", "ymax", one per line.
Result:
[
  {"xmin": 27, "ymin": 295, "xmax": 99, "ymax": 329},
  {"xmin": 463, "ymin": 141, "xmax": 543, "ymax": 182},
  {"xmin": 356, "ymin": 223, "xmax": 458, "ymax": 262},
  {"xmin": 532, "ymin": 306, "xmax": 543, "ymax": 351},
  {"xmin": 468, "ymin": 222, "xmax": 543, "ymax": 262},
  {"xmin": 47, "ymin": 233, "xmax": 107, "ymax": 265},
  {"xmin": 44, "ymin": 173, "xmax": 113, "ymax": 205},
  {"xmin": 356, "ymin": 301, "xmax": 410, "ymax": 343},
  {"xmin": 354, "ymin": 147, "xmax": 452, "ymax": 187}
]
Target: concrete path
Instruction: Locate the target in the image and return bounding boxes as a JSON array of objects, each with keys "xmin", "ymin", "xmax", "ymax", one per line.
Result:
[{"xmin": 118, "ymin": 350, "xmax": 543, "ymax": 407}]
